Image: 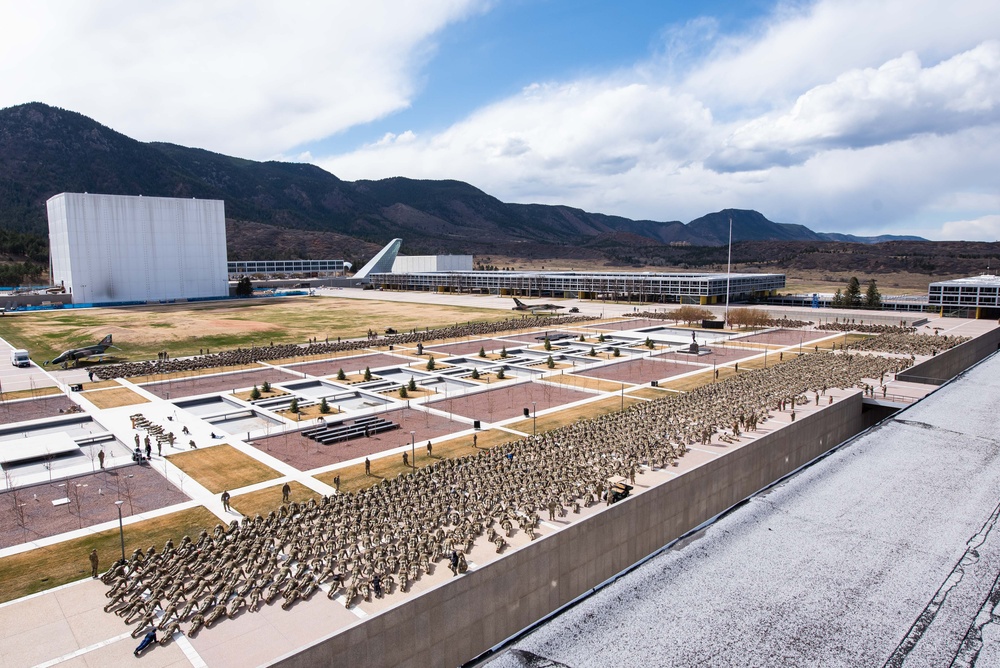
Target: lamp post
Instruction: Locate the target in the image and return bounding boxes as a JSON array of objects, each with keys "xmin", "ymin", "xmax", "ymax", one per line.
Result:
[
  {"xmin": 532, "ymin": 401, "xmax": 537, "ymax": 437},
  {"xmin": 115, "ymin": 500, "xmax": 126, "ymax": 565},
  {"xmin": 410, "ymin": 430, "xmax": 415, "ymax": 469}
]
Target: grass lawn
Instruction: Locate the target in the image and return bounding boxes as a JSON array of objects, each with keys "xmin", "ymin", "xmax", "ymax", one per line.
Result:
[
  {"xmin": 278, "ymin": 404, "xmax": 343, "ymax": 421},
  {"xmin": 0, "ymin": 297, "xmax": 513, "ymax": 366},
  {"xmin": 230, "ymin": 480, "xmax": 321, "ymax": 518},
  {"xmin": 507, "ymin": 395, "xmax": 644, "ymax": 434},
  {"xmin": 80, "ymin": 387, "xmax": 149, "ymax": 409},
  {"xmin": 627, "ymin": 386, "xmax": 673, "ymax": 400},
  {"xmin": 0, "ymin": 506, "xmax": 218, "ymax": 604},
  {"xmin": 166, "ymin": 444, "xmax": 281, "ymax": 493},
  {"xmin": 0, "ymin": 386, "xmax": 62, "ymax": 401},
  {"xmin": 315, "ymin": 429, "xmax": 517, "ymax": 495},
  {"xmin": 232, "ymin": 387, "xmax": 288, "ymax": 401}
]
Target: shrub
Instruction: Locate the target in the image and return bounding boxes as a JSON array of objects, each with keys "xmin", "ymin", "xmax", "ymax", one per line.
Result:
[
  {"xmin": 261, "ymin": 380, "xmax": 271, "ymax": 393},
  {"xmin": 479, "ymin": 346, "xmax": 487, "ymax": 358},
  {"xmin": 496, "ymin": 368, "xmax": 506, "ymax": 379},
  {"xmin": 399, "ymin": 386, "xmax": 409, "ymax": 398},
  {"xmin": 546, "ymin": 355, "xmax": 555, "ymax": 369},
  {"xmin": 543, "ymin": 337, "xmax": 552, "ymax": 351},
  {"xmin": 613, "ymin": 347, "xmax": 621, "ymax": 357},
  {"xmin": 408, "ymin": 376, "xmax": 417, "ymax": 391},
  {"xmin": 319, "ymin": 397, "xmax": 331, "ymax": 414},
  {"xmin": 363, "ymin": 366, "xmax": 372, "ymax": 381},
  {"xmin": 471, "ymin": 367, "xmax": 480, "ymax": 379},
  {"xmin": 249, "ymin": 385, "xmax": 261, "ymax": 401},
  {"xmin": 288, "ymin": 397, "xmax": 299, "ymax": 414},
  {"xmin": 426, "ymin": 356, "xmax": 436, "ymax": 371},
  {"xmin": 336, "ymin": 368, "xmax": 346, "ymax": 381},
  {"xmin": 499, "ymin": 346, "xmax": 508, "ymax": 359},
  {"xmin": 589, "ymin": 347, "xmax": 597, "ymax": 357}
]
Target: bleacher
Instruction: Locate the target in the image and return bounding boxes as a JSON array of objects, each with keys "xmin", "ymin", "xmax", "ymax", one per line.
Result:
[{"xmin": 302, "ymin": 415, "xmax": 399, "ymax": 445}]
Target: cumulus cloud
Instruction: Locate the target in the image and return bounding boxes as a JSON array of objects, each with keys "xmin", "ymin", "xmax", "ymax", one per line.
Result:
[
  {"xmin": 0, "ymin": 0, "xmax": 485, "ymax": 157},
  {"xmin": 709, "ymin": 42, "xmax": 1000, "ymax": 171},
  {"xmin": 319, "ymin": 0, "xmax": 1000, "ymax": 240}
]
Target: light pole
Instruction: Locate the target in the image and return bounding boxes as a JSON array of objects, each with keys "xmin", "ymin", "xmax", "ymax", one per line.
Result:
[
  {"xmin": 532, "ymin": 401, "xmax": 537, "ymax": 437},
  {"xmin": 115, "ymin": 500, "xmax": 126, "ymax": 565},
  {"xmin": 410, "ymin": 430, "xmax": 415, "ymax": 469}
]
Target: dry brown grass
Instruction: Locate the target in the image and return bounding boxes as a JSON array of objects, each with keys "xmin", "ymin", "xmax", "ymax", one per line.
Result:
[
  {"xmin": 315, "ymin": 429, "xmax": 517, "ymax": 495},
  {"xmin": 0, "ymin": 386, "xmax": 62, "ymax": 401},
  {"xmin": 230, "ymin": 480, "xmax": 321, "ymax": 518},
  {"xmin": 0, "ymin": 506, "xmax": 218, "ymax": 603},
  {"xmin": 543, "ymin": 374, "xmax": 629, "ymax": 393},
  {"xmin": 627, "ymin": 386, "xmax": 673, "ymax": 400},
  {"xmin": 83, "ymin": 379, "xmax": 120, "ymax": 390},
  {"xmin": 233, "ymin": 388, "xmax": 288, "ymax": 401},
  {"xmin": 167, "ymin": 444, "xmax": 281, "ymax": 493},
  {"xmin": 81, "ymin": 387, "xmax": 150, "ymax": 409},
  {"xmin": 279, "ymin": 404, "xmax": 343, "ymax": 421},
  {"xmin": 507, "ymin": 395, "xmax": 644, "ymax": 434}
]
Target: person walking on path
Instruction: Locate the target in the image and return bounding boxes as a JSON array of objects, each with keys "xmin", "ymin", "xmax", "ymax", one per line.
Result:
[
  {"xmin": 281, "ymin": 482, "xmax": 291, "ymax": 503},
  {"xmin": 221, "ymin": 491, "xmax": 231, "ymax": 512},
  {"xmin": 89, "ymin": 549, "xmax": 99, "ymax": 578},
  {"xmin": 426, "ymin": 441, "xmax": 432, "ymax": 457},
  {"xmin": 97, "ymin": 449, "xmax": 105, "ymax": 469},
  {"xmin": 365, "ymin": 458, "xmax": 371, "ymax": 476}
]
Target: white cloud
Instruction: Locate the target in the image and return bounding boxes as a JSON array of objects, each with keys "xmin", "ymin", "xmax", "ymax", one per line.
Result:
[
  {"xmin": 940, "ymin": 215, "xmax": 1000, "ymax": 241},
  {"xmin": 0, "ymin": 0, "xmax": 485, "ymax": 158},
  {"xmin": 318, "ymin": 0, "xmax": 1000, "ymax": 239}
]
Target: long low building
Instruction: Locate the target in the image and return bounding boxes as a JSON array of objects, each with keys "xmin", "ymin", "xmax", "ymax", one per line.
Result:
[
  {"xmin": 227, "ymin": 259, "xmax": 351, "ymax": 278},
  {"xmin": 368, "ymin": 270, "xmax": 785, "ymax": 305}
]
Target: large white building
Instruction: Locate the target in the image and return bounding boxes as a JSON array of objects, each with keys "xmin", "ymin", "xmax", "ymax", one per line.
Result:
[{"xmin": 47, "ymin": 193, "xmax": 229, "ymax": 304}]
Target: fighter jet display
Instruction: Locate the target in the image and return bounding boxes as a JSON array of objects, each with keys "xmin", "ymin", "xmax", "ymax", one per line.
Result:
[
  {"xmin": 46, "ymin": 335, "xmax": 118, "ymax": 367},
  {"xmin": 512, "ymin": 298, "xmax": 565, "ymax": 313}
]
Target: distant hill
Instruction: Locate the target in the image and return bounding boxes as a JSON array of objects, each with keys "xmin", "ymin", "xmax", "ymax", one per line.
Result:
[{"xmin": 0, "ymin": 102, "xmax": 929, "ymax": 267}]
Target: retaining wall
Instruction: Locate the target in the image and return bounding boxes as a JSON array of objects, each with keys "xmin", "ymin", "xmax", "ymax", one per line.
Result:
[
  {"xmin": 897, "ymin": 326, "xmax": 1000, "ymax": 385},
  {"xmin": 270, "ymin": 393, "xmax": 865, "ymax": 668}
]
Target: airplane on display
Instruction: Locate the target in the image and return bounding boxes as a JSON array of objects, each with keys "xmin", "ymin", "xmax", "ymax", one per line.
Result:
[
  {"xmin": 46, "ymin": 334, "xmax": 119, "ymax": 367},
  {"xmin": 512, "ymin": 298, "xmax": 565, "ymax": 313}
]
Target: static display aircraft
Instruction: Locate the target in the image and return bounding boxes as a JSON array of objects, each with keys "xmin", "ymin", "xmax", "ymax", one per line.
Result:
[
  {"xmin": 46, "ymin": 335, "xmax": 118, "ymax": 366},
  {"xmin": 512, "ymin": 298, "xmax": 565, "ymax": 313}
]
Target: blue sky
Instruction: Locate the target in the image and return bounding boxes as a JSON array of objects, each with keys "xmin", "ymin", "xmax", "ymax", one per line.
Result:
[{"xmin": 1, "ymin": 0, "xmax": 998, "ymax": 240}]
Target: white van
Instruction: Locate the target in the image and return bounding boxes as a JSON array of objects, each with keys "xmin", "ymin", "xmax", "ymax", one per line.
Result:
[{"xmin": 10, "ymin": 349, "xmax": 29, "ymax": 367}]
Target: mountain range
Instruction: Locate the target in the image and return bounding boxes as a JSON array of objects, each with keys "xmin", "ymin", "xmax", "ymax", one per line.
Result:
[{"xmin": 0, "ymin": 102, "xmax": 926, "ymax": 266}]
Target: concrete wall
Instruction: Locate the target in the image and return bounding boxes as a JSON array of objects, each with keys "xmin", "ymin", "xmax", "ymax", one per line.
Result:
[
  {"xmin": 270, "ymin": 394, "xmax": 865, "ymax": 668},
  {"xmin": 898, "ymin": 326, "xmax": 1000, "ymax": 384}
]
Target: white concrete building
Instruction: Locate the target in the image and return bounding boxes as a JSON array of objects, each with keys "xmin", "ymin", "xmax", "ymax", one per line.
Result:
[
  {"xmin": 391, "ymin": 254, "xmax": 473, "ymax": 273},
  {"xmin": 47, "ymin": 193, "xmax": 229, "ymax": 304}
]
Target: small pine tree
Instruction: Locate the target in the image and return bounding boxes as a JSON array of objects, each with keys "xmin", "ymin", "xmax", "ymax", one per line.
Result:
[
  {"xmin": 426, "ymin": 356, "xmax": 436, "ymax": 371},
  {"xmin": 864, "ymin": 279, "xmax": 882, "ymax": 309},
  {"xmin": 543, "ymin": 337, "xmax": 552, "ymax": 351},
  {"xmin": 288, "ymin": 397, "xmax": 299, "ymax": 414},
  {"xmin": 363, "ymin": 366, "xmax": 372, "ymax": 381},
  {"xmin": 613, "ymin": 347, "xmax": 621, "ymax": 357},
  {"xmin": 471, "ymin": 367, "xmax": 480, "ymax": 379},
  {"xmin": 579, "ymin": 334, "xmax": 586, "ymax": 342},
  {"xmin": 496, "ymin": 368, "xmax": 506, "ymax": 379},
  {"xmin": 645, "ymin": 337, "xmax": 655, "ymax": 349},
  {"xmin": 336, "ymin": 368, "xmax": 346, "ymax": 381},
  {"xmin": 845, "ymin": 276, "xmax": 862, "ymax": 308},
  {"xmin": 399, "ymin": 386, "xmax": 409, "ymax": 398},
  {"xmin": 478, "ymin": 346, "xmax": 486, "ymax": 358},
  {"xmin": 598, "ymin": 333, "xmax": 605, "ymax": 342},
  {"xmin": 261, "ymin": 380, "xmax": 271, "ymax": 393},
  {"xmin": 408, "ymin": 376, "xmax": 417, "ymax": 391},
  {"xmin": 319, "ymin": 397, "xmax": 331, "ymax": 414},
  {"xmin": 500, "ymin": 346, "xmax": 508, "ymax": 359},
  {"xmin": 249, "ymin": 384, "xmax": 261, "ymax": 400},
  {"xmin": 546, "ymin": 355, "xmax": 555, "ymax": 369},
  {"xmin": 831, "ymin": 289, "xmax": 844, "ymax": 307},
  {"xmin": 589, "ymin": 347, "xmax": 597, "ymax": 357}
]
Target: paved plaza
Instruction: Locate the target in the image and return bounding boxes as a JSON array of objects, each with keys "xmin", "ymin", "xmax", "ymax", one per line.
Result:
[{"xmin": 0, "ymin": 295, "xmax": 994, "ymax": 668}]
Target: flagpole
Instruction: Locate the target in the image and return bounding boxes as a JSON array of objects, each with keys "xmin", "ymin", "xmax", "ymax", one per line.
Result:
[{"xmin": 725, "ymin": 215, "xmax": 732, "ymax": 326}]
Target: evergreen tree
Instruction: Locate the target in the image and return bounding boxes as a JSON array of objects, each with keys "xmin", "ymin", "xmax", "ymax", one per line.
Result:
[
  {"xmin": 589, "ymin": 347, "xmax": 597, "ymax": 357},
  {"xmin": 408, "ymin": 376, "xmax": 417, "ymax": 391},
  {"xmin": 471, "ymin": 367, "xmax": 480, "ymax": 379},
  {"xmin": 479, "ymin": 346, "xmax": 487, "ymax": 358},
  {"xmin": 598, "ymin": 333, "xmax": 606, "ymax": 342},
  {"xmin": 864, "ymin": 279, "xmax": 882, "ymax": 309},
  {"xmin": 261, "ymin": 380, "xmax": 271, "ymax": 393},
  {"xmin": 319, "ymin": 397, "xmax": 330, "ymax": 414},
  {"xmin": 543, "ymin": 337, "xmax": 552, "ymax": 351},
  {"xmin": 845, "ymin": 276, "xmax": 862, "ymax": 308},
  {"xmin": 235, "ymin": 276, "xmax": 253, "ymax": 297},
  {"xmin": 831, "ymin": 289, "xmax": 844, "ymax": 308},
  {"xmin": 496, "ymin": 368, "xmax": 506, "ymax": 379},
  {"xmin": 426, "ymin": 356, "xmax": 436, "ymax": 370},
  {"xmin": 579, "ymin": 334, "xmax": 586, "ymax": 342},
  {"xmin": 546, "ymin": 355, "xmax": 555, "ymax": 368},
  {"xmin": 613, "ymin": 347, "xmax": 621, "ymax": 357},
  {"xmin": 399, "ymin": 386, "xmax": 409, "ymax": 398},
  {"xmin": 249, "ymin": 384, "xmax": 261, "ymax": 400},
  {"xmin": 336, "ymin": 368, "xmax": 346, "ymax": 381},
  {"xmin": 363, "ymin": 366, "xmax": 372, "ymax": 381},
  {"xmin": 288, "ymin": 397, "xmax": 299, "ymax": 414},
  {"xmin": 499, "ymin": 346, "xmax": 508, "ymax": 359},
  {"xmin": 645, "ymin": 337, "xmax": 655, "ymax": 349}
]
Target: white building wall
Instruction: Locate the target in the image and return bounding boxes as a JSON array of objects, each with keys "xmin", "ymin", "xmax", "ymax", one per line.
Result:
[
  {"xmin": 391, "ymin": 255, "xmax": 473, "ymax": 273},
  {"xmin": 47, "ymin": 193, "xmax": 228, "ymax": 304}
]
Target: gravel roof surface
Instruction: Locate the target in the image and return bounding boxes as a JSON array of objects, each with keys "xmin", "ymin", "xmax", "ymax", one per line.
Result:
[{"xmin": 489, "ymin": 352, "xmax": 1000, "ymax": 668}]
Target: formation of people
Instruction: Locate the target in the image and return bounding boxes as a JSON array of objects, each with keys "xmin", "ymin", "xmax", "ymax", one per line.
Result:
[
  {"xmin": 847, "ymin": 331, "xmax": 969, "ymax": 356},
  {"xmin": 94, "ymin": 315, "xmax": 596, "ymax": 380},
  {"xmin": 101, "ymin": 334, "xmax": 914, "ymax": 640}
]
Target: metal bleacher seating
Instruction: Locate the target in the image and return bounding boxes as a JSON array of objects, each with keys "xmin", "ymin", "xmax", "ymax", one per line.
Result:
[{"xmin": 302, "ymin": 415, "xmax": 399, "ymax": 445}]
